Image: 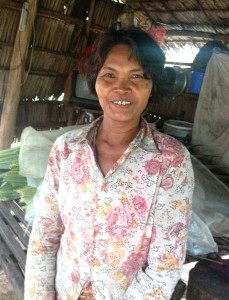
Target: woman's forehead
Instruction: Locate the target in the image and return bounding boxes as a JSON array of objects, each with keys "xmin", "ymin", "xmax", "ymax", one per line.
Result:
[
  {"xmin": 102, "ymin": 45, "xmax": 141, "ymax": 69},
  {"xmin": 105, "ymin": 44, "xmax": 138, "ymax": 62}
]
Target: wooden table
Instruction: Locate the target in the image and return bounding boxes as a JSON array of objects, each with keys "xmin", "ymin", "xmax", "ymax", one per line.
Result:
[
  {"xmin": 0, "ymin": 200, "xmax": 30, "ymax": 300},
  {"xmin": 187, "ymin": 261, "xmax": 229, "ymax": 300}
]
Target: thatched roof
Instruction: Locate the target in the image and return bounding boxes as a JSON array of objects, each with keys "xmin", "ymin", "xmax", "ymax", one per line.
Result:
[
  {"xmin": 0, "ymin": 0, "xmax": 228, "ymax": 101},
  {"xmin": 125, "ymin": 0, "xmax": 229, "ymax": 39}
]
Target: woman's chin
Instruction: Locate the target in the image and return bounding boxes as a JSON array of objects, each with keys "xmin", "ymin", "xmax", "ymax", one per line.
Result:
[{"xmin": 104, "ymin": 105, "xmax": 140, "ymax": 122}]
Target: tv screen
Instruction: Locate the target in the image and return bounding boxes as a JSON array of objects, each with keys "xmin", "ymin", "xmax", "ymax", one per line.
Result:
[{"xmin": 70, "ymin": 71, "xmax": 101, "ymax": 110}]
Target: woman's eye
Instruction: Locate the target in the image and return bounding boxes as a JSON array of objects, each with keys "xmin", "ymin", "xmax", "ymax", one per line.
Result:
[
  {"xmin": 104, "ymin": 73, "xmax": 115, "ymax": 78},
  {"xmin": 130, "ymin": 74, "xmax": 144, "ymax": 79}
]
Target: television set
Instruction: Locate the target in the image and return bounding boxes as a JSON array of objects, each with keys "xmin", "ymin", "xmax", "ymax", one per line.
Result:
[{"xmin": 70, "ymin": 71, "xmax": 102, "ymax": 110}]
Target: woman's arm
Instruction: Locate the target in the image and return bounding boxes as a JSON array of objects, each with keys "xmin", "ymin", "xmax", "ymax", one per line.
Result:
[
  {"xmin": 124, "ymin": 149, "xmax": 194, "ymax": 300},
  {"xmin": 24, "ymin": 143, "xmax": 64, "ymax": 300}
]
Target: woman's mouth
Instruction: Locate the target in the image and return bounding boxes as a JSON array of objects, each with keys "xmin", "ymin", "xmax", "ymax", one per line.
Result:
[{"xmin": 112, "ymin": 100, "xmax": 131, "ymax": 106}]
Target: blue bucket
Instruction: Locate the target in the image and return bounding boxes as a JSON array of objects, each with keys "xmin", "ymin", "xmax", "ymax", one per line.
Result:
[{"xmin": 189, "ymin": 71, "xmax": 204, "ymax": 94}]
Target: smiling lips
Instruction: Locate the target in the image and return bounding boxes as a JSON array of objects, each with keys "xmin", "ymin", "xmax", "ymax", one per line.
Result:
[{"xmin": 113, "ymin": 100, "xmax": 131, "ymax": 105}]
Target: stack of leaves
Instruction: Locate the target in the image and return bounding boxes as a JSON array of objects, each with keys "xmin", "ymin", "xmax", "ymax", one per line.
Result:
[
  {"xmin": 17, "ymin": 185, "xmax": 37, "ymax": 209},
  {"xmin": 0, "ymin": 146, "xmax": 20, "ymax": 169},
  {"xmin": 0, "ymin": 147, "xmax": 37, "ymax": 210}
]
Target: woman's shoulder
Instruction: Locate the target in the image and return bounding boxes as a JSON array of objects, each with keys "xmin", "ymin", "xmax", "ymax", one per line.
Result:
[
  {"xmin": 151, "ymin": 128, "xmax": 189, "ymax": 156},
  {"xmin": 54, "ymin": 124, "xmax": 89, "ymax": 148}
]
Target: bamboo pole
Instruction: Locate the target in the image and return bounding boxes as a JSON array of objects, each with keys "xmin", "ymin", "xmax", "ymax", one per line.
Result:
[
  {"xmin": 0, "ymin": 0, "xmax": 37, "ymax": 150},
  {"xmin": 86, "ymin": 0, "xmax": 96, "ymax": 37}
]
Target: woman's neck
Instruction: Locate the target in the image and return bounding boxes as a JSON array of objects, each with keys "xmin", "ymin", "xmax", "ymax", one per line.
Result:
[
  {"xmin": 94, "ymin": 118, "xmax": 141, "ymax": 176},
  {"xmin": 97, "ymin": 119, "xmax": 140, "ymax": 146}
]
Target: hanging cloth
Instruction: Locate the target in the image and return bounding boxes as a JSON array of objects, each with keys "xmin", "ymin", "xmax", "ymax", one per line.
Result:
[{"xmin": 191, "ymin": 48, "xmax": 229, "ymax": 174}]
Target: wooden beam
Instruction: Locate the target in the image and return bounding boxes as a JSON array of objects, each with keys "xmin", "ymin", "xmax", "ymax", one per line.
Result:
[
  {"xmin": 0, "ymin": 67, "xmax": 65, "ymax": 80},
  {"xmin": 0, "ymin": 0, "xmax": 105, "ymax": 33},
  {"xmin": 126, "ymin": 0, "xmax": 229, "ymax": 11},
  {"xmin": 165, "ymin": 39, "xmax": 211, "ymax": 43},
  {"xmin": 86, "ymin": 0, "xmax": 96, "ymax": 37},
  {"xmin": 161, "ymin": 0, "xmax": 184, "ymax": 29},
  {"xmin": 0, "ymin": 0, "xmax": 38, "ymax": 149},
  {"xmin": 64, "ymin": 0, "xmax": 77, "ymax": 16},
  {"xmin": 38, "ymin": 9, "xmax": 104, "ymax": 33},
  {"xmin": 0, "ymin": 40, "xmax": 76, "ymax": 58},
  {"xmin": 196, "ymin": 0, "xmax": 218, "ymax": 34},
  {"xmin": 166, "ymin": 29, "xmax": 229, "ymax": 40},
  {"xmin": 165, "ymin": 61, "xmax": 192, "ymax": 67},
  {"xmin": 129, "ymin": 8, "xmax": 229, "ymax": 14},
  {"xmin": 79, "ymin": 0, "xmax": 97, "ymax": 51},
  {"xmin": 0, "ymin": 0, "xmax": 23, "ymax": 10},
  {"xmin": 1, "ymin": 0, "xmax": 227, "ymax": 36},
  {"xmin": 28, "ymin": 69, "xmax": 62, "ymax": 77}
]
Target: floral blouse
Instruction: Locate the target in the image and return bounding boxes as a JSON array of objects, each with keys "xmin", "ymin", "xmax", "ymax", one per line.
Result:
[{"xmin": 24, "ymin": 117, "xmax": 194, "ymax": 300}]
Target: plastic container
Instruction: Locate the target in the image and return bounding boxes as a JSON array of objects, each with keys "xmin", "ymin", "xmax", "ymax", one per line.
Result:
[
  {"xmin": 189, "ymin": 71, "xmax": 204, "ymax": 94},
  {"xmin": 163, "ymin": 120, "xmax": 193, "ymax": 145}
]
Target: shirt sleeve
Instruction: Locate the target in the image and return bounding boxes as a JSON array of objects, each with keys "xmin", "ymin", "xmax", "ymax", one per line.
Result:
[
  {"xmin": 123, "ymin": 149, "xmax": 194, "ymax": 300},
  {"xmin": 24, "ymin": 143, "xmax": 64, "ymax": 300}
]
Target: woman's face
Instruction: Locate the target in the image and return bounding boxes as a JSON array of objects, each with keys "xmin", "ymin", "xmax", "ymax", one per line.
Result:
[{"xmin": 95, "ymin": 44, "xmax": 153, "ymax": 125}]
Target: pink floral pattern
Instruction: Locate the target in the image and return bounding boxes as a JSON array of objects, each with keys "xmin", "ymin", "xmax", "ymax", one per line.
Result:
[
  {"xmin": 122, "ymin": 252, "xmax": 146, "ymax": 276},
  {"xmin": 107, "ymin": 206, "xmax": 132, "ymax": 239},
  {"xmin": 133, "ymin": 196, "xmax": 147, "ymax": 216},
  {"xmin": 71, "ymin": 157, "xmax": 90, "ymax": 184},
  {"xmin": 71, "ymin": 269, "xmax": 80, "ymax": 284},
  {"xmin": 24, "ymin": 118, "xmax": 194, "ymax": 300},
  {"xmin": 144, "ymin": 159, "xmax": 161, "ymax": 175},
  {"xmin": 161, "ymin": 176, "xmax": 174, "ymax": 191}
]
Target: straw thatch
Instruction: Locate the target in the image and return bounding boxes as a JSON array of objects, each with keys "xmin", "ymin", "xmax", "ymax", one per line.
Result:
[{"xmin": 124, "ymin": 0, "xmax": 229, "ymax": 50}]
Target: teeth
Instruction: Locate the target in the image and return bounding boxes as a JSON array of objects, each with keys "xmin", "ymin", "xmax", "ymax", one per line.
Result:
[{"xmin": 113, "ymin": 100, "xmax": 131, "ymax": 105}]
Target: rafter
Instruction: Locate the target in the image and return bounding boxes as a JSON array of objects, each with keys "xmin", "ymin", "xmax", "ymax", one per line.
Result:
[
  {"xmin": 0, "ymin": 0, "xmax": 105, "ymax": 33},
  {"xmin": 166, "ymin": 29, "xmax": 228, "ymax": 40}
]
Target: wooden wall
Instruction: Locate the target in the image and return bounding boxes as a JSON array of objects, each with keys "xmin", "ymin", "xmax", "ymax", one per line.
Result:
[
  {"xmin": 147, "ymin": 93, "xmax": 198, "ymax": 123},
  {"xmin": 0, "ymin": 92, "xmax": 198, "ymax": 141},
  {"xmin": 0, "ymin": 101, "xmax": 68, "ymax": 140}
]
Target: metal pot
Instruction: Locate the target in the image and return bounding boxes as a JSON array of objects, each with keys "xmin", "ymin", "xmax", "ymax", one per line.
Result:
[{"xmin": 158, "ymin": 66, "xmax": 187, "ymax": 100}]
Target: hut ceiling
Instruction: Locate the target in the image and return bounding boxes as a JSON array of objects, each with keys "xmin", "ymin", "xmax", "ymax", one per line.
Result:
[
  {"xmin": 124, "ymin": 0, "xmax": 229, "ymax": 44},
  {"xmin": 0, "ymin": 0, "xmax": 228, "ymax": 101}
]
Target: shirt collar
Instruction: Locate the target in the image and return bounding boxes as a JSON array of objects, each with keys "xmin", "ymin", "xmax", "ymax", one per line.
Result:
[
  {"xmin": 131, "ymin": 118, "xmax": 160, "ymax": 153},
  {"xmin": 76, "ymin": 116, "xmax": 103, "ymax": 146},
  {"xmin": 77, "ymin": 116, "xmax": 160, "ymax": 154}
]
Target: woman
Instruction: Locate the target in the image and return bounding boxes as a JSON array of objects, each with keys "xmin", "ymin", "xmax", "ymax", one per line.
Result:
[{"xmin": 24, "ymin": 28, "xmax": 194, "ymax": 300}]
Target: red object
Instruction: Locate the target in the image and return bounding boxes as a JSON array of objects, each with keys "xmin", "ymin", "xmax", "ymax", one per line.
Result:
[
  {"xmin": 76, "ymin": 44, "xmax": 95, "ymax": 68},
  {"xmin": 147, "ymin": 28, "xmax": 166, "ymax": 46}
]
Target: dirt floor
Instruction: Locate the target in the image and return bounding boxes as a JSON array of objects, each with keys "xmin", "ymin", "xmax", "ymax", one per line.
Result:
[{"xmin": 0, "ymin": 268, "xmax": 17, "ymax": 300}]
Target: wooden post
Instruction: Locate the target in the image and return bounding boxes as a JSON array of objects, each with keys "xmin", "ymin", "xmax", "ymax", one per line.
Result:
[
  {"xmin": 86, "ymin": 0, "xmax": 96, "ymax": 38},
  {"xmin": 0, "ymin": 0, "xmax": 37, "ymax": 150},
  {"xmin": 80, "ymin": 0, "xmax": 96, "ymax": 51}
]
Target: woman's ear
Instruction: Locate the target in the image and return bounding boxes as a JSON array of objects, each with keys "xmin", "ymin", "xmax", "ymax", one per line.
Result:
[{"xmin": 149, "ymin": 84, "xmax": 160, "ymax": 103}]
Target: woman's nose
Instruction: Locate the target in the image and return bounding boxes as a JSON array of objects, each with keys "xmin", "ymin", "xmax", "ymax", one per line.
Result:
[{"xmin": 115, "ymin": 77, "xmax": 131, "ymax": 92}]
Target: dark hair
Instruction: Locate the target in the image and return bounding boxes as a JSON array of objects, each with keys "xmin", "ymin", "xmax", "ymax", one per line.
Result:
[{"xmin": 78, "ymin": 28, "xmax": 166, "ymax": 101}]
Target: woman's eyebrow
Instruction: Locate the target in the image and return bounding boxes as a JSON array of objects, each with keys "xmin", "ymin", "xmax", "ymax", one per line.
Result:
[
  {"xmin": 101, "ymin": 66, "xmax": 143, "ymax": 72},
  {"xmin": 100, "ymin": 66, "xmax": 115, "ymax": 71}
]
